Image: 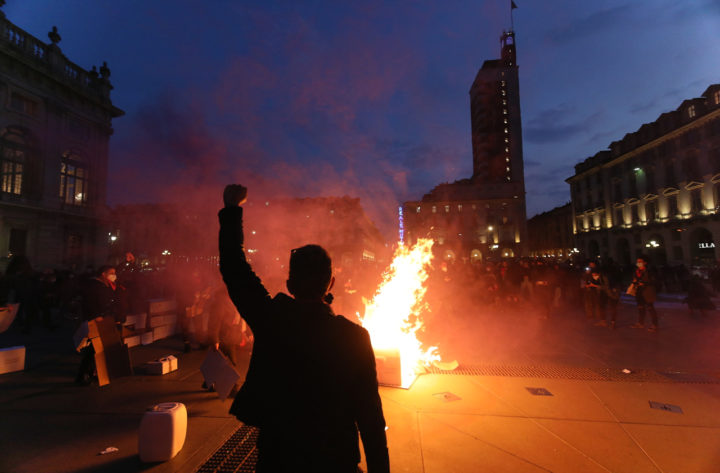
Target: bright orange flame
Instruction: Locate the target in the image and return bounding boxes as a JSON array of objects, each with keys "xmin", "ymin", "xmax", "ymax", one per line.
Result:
[{"xmin": 360, "ymin": 238, "xmax": 440, "ymax": 388}]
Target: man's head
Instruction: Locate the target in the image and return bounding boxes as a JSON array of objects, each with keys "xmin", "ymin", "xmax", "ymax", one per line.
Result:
[
  {"xmin": 636, "ymin": 256, "xmax": 648, "ymax": 268},
  {"xmin": 97, "ymin": 265, "xmax": 117, "ymax": 284},
  {"xmin": 287, "ymin": 245, "xmax": 334, "ymax": 301}
]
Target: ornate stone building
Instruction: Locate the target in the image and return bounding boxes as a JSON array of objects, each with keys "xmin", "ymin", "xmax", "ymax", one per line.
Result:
[
  {"xmin": 0, "ymin": 9, "xmax": 123, "ymax": 270},
  {"xmin": 527, "ymin": 203, "xmax": 574, "ymax": 259},
  {"xmin": 566, "ymin": 84, "xmax": 720, "ymax": 268},
  {"xmin": 403, "ymin": 31, "xmax": 527, "ymax": 262}
]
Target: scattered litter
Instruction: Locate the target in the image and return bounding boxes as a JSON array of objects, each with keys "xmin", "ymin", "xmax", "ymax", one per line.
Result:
[
  {"xmin": 433, "ymin": 360, "xmax": 459, "ymax": 371},
  {"xmin": 526, "ymin": 387, "xmax": 553, "ymax": 396},
  {"xmin": 622, "ymin": 369, "xmax": 632, "ymax": 374},
  {"xmin": 99, "ymin": 447, "xmax": 119, "ymax": 455},
  {"xmin": 432, "ymin": 392, "xmax": 462, "ymax": 402}
]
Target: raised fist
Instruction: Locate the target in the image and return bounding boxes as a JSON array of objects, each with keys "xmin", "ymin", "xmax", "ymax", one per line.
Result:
[{"xmin": 223, "ymin": 184, "xmax": 248, "ymax": 208}]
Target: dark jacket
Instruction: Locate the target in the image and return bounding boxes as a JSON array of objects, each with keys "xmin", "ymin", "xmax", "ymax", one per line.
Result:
[
  {"xmin": 632, "ymin": 267, "xmax": 657, "ymax": 303},
  {"xmin": 81, "ymin": 278, "xmax": 127, "ymax": 323},
  {"xmin": 219, "ymin": 206, "xmax": 390, "ymax": 473}
]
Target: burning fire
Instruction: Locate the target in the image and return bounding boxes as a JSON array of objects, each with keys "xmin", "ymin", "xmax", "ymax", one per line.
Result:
[{"xmin": 360, "ymin": 238, "xmax": 440, "ymax": 388}]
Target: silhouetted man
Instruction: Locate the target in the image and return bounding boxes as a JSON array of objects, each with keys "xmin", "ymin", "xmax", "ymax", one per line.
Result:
[{"xmin": 218, "ymin": 184, "xmax": 390, "ymax": 473}]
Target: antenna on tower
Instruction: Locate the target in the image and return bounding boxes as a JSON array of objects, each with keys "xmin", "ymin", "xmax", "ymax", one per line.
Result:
[{"xmin": 510, "ymin": 0, "xmax": 518, "ymax": 31}]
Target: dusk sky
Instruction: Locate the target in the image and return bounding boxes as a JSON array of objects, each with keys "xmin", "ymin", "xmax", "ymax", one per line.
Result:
[{"xmin": 6, "ymin": 0, "xmax": 720, "ymax": 237}]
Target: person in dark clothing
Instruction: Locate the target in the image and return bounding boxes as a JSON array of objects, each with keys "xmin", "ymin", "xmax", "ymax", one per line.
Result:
[
  {"xmin": 583, "ymin": 267, "xmax": 607, "ymax": 324},
  {"xmin": 684, "ymin": 275, "xmax": 715, "ymax": 317},
  {"xmin": 75, "ymin": 265, "xmax": 127, "ymax": 385},
  {"xmin": 629, "ymin": 256, "xmax": 659, "ymax": 332},
  {"xmin": 5, "ymin": 255, "xmax": 41, "ymax": 333},
  {"xmin": 219, "ymin": 184, "xmax": 390, "ymax": 473}
]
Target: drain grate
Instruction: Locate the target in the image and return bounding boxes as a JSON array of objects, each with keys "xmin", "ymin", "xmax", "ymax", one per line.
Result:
[
  {"xmin": 196, "ymin": 425, "xmax": 259, "ymax": 473},
  {"xmin": 426, "ymin": 364, "xmax": 605, "ymax": 381},
  {"xmin": 590, "ymin": 368, "xmax": 673, "ymax": 383},
  {"xmin": 425, "ymin": 364, "xmax": 720, "ymax": 384},
  {"xmin": 659, "ymin": 371, "xmax": 720, "ymax": 384}
]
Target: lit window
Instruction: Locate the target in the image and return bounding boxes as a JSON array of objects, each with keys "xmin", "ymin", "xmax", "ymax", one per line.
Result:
[
  {"xmin": 505, "ymin": 147, "xmax": 509, "ymax": 152},
  {"xmin": 502, "ymin": 90, "xmax": 506, "ymax": 96},
  {"xmin": 506, "ymin": 167, "xmax": 510, "ymax": 172},
  {"xmin": 1, "ymin": 127, "xmax": 26, "ymax": 196},
  {"xmin": 432, "ymin": 206, "xmax": 437, "ymax": 213},
  {"xmin": 506, "ymin": 157, "xmax": 510, "ymax": 162},
  {"xmin": 504, "ymin": 138, "xmax": 509, "ymax": 143},
  {"xmin": 504, "ymin": 128, "xmax": 508, "ymax": 134},
  {"xmin": 60, "ymin": 151, "xmax": 89, "ymax": 206},
  {"xmin": 501, "ymin": 81, "xmax": 506, "ymax": 86},
  {"xmin": 416, "ymin": 206, "xmax": 421, "ymax": 213},
  {"xmin": 457, "ymin": 204, "xmax": 463, "ymax": 212},
  {"xmin": 503, "ymin": 109, "xmax": 508, "ymax": 115},
  {"xmin": 503, "ymin": 99, "xmax": 507, "ymax": 105},
  {"xmin": 715, "ymin": 91, "xmax": 720, "ymax": 105},
  {"xmin": 444, "ymin": 205, "xmax": 450, "ymax": 213},
  {"xmin": 688, "ymin": 105, "xmax": 696, "ymax": 118},
  {"xmin": 503, "ymin": 118, "xmax": 508, "ymax": 124}
]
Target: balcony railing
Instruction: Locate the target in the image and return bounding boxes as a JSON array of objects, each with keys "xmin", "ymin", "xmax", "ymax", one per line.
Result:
[{"xmin": 0, "ymin": 17, "xmax": 111, "ymax": 100}]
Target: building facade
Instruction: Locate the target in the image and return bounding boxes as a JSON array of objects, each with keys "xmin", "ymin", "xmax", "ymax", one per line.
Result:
[
  {"xmin": 110, "ymin": 196, "xmax": 388, "ymax": 274},
  {"xmin": 566, "ymin": 84, "xmax": 720, "ymax": 268},
  {"xmin": 527, "ymin": 203, "xmax": 575, "ymax": 259},
  {"xmin": 0, "ymin": 10, "xmax": 123, "ymax": 271},
  {"xmin": 403, "ymin": 31, "xmax": 527, "ymax": 262}
]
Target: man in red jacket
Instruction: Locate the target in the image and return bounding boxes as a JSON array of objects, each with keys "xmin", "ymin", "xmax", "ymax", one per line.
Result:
[{"xmin": 219, "ymin": 184, "xmax": 390, "ymax": 473}]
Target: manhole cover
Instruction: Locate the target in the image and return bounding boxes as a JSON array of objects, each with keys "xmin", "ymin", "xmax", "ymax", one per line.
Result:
[
  {"xmin": 649, "ymin": 401, "xmax": 683, "ymax": 414},
  {"xmin": 526, "ymin": 387, "xmax": 552, "ymax": 396}
]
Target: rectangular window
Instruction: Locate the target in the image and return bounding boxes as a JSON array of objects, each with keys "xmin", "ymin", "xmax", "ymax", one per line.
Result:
[
  {"xmin": 8, "ymin": 228, "xmax": 27, "ymax": 257},
  {"xmin": 645, "ymin": 168, "xmax": 656, "ymax": 194},
  {"xmin": 664, "ymin": 161, "xmax": 675, "ymax": 187},
  {"xmin": 60, "ymin": 162, "xmax": 88, "ymax": 206},
  {"xmin": 692, "ymin": 189, "xmax": 704, "ymax": 213},
  {"xmin": 714, "ymin": 91, "xmax": 720, "ymax": 105},
  {"xmin": 1, "ymin": 160, "xmax": 22, "ymax": 195},
  {"xmin": 668, "ymin": 194, "xmax": 679, "ymax": 218},
  {"xmin": 688, "ymin": 105, "xmax": 696, "ymax": 118},
  {"xmin": 10, "ymin": 93, "xmax": 37, "ymax": 116}
]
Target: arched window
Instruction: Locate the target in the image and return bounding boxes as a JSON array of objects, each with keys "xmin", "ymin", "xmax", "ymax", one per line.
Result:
[
  {"xmin": 60, "ymin": 151, "xmax": 89, "ymax": 206},
  {"xmin": 0, "ymin": 127, "xmax": 27, "ymax": 195}
]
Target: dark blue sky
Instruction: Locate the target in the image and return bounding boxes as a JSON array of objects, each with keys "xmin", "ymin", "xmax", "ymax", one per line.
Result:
[{"xmin": 6, "ymin": 0, "xmax": 720, "ymax": 236}]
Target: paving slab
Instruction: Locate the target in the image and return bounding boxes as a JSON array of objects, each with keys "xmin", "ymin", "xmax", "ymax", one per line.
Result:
[
  {"xmin": 535, "ymin": 418, "xmax": 661, "ymax": 473},
  {"xmin": 587, "ymin": 381, "xmax": 720, "ymax": 427},
  {"xmin": 622, "ymin": 424, "xmax": 720, "ymax": 473}
]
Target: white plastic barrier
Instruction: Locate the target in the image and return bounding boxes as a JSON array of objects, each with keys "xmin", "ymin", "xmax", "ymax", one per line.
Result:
[{"xmin": 138, "ymin": 402, "xmax": 187, "ymax": 462}]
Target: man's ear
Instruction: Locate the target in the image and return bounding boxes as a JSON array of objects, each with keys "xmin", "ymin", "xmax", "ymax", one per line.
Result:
[{"xmin": 327, "ymin": 276, "xmax": 335, "ymax": 294}]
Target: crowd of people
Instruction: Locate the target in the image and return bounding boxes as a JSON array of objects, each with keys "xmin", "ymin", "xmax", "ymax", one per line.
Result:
[{"xmin": 1, "ymin": 249, "xmax": 718, "ymax": 383}]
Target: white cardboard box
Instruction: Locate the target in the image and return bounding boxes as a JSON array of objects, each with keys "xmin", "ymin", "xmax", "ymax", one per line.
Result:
[
  {"xmin": 0, "ymin": 346, "xmax": 26, "ymax": 375},
  {"xmin": 145, "ymin": 356, "xmax": 178, "ymax": 375},
  {"xmin": 148, "ymin": 299, "xmax": 177, "ymax": 316},
  {"xmin": 166, "ymin": 355, "xmax": 178, "ymax": 371},
  {"xmin": 146, "ymin": 358, "xmax": 171, "ymax": 375},
  {"xmin": 124, "ymin": 313, "xmax": 147, "ymax": 330},
  {"xmin": 124, "ymin": 335, "xmax": 141, "ymax": 348},
  {"xmin": 141, "ymin": 331, "xmax": 154, "ymax": 345}
]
